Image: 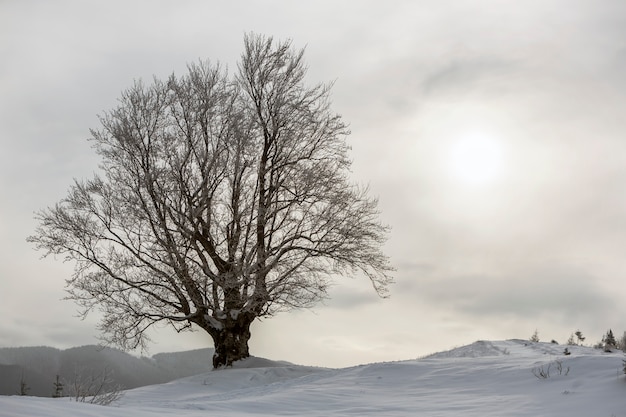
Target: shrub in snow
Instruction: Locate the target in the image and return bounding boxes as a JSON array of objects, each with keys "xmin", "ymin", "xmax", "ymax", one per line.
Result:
[
  {"xmin": 532, "ymin": 360, "xmax": 569, "ymax": 379},
  {"xmin": 66, "ymin": 366, "xmax": 124, "ymax": 406}
]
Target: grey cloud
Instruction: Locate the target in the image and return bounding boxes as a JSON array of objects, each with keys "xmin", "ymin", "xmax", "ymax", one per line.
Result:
[
  {"xmin": 322, "ymin": 281, "xmax": 386, "ymax": 310},
  {"xmin": 420, "ymin": 58, "xmax": 521, "ymax": 98},
  {"xmin": 403, "ymin": 263, "xmax": 617, "ymax": 326},
  {"xmin": 0, "ymin": 313, "xmax": 99, "ymax": 349}
]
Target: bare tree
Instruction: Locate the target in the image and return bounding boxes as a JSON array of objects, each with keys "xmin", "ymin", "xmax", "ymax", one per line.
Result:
[
  {"xmin": 617, "ymin": 331, "xmax": 626, "ymax": 352},
  {"xmin": 66, "ymin": 366, "xmax": 124, "ymax": 406},
  {"xmin": 29, "ymin": 33, "xmax": 393, "ymax": 368}
]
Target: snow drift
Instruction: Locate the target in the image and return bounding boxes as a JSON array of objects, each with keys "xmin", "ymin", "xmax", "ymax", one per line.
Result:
[{"xmin": 1, "ymin": 340, "xmax": 624, "ymax": 417}]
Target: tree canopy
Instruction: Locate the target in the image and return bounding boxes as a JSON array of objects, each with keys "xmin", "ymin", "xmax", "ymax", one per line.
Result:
[{"xmin": 29, "ymin": 34, "xmax": 393, "ymax": 367}]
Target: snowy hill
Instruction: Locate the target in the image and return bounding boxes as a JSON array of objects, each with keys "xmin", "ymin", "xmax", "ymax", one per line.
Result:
[{"xmin": 1, "ymin": 340, "xmax": 624, "ymax": 417}]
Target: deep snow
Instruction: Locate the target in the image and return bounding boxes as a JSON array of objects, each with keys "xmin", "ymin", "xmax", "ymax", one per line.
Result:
[{"xmin": 1, "ymin": 340, "xmax": 624, "ymax": 416}]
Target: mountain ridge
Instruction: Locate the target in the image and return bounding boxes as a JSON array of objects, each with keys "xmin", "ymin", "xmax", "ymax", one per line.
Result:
[{"xmin": 0, "ymin": 345, "xmax": 214, "ymax": 397}]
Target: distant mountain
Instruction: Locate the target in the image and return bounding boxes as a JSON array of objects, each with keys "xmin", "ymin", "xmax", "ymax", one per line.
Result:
[
  {"xmin": 0, "ymin": 345, "xmax": 213, "ymax": 397},
  {"xmin": 0, "ymin": 364, "xmax": 50, "ymax": 396}
]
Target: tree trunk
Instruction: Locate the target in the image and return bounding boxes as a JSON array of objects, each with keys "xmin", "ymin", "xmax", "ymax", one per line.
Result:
[{"xmin": 210, "ymin": 315, "xmax": 253, "ymax": 368}]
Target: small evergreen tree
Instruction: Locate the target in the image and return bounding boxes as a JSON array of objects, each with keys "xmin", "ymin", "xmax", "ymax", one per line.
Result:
[
  {"xmin": 603, "ymin": 329, "xmax": 616, "ymax": 352},
  {"xmin": 19, "ymin": 373, "xmax": 30, "ymax": 396},
  {"xmin": 530, "ymin": 330, "xmax": 540, "ymax": 343},
  {"xmin": 575, "ymin": 330, "xmax": 585, "ymax": 344},
  {"xmin": 567, "ymin": 333, "xmax": 576, "ymax": 346},
  {"xmin": 52, "ymin": 375, "xmax": 64, "ymax": 398}
]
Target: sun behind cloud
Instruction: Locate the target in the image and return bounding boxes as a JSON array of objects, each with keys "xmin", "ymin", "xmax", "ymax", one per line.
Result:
[{"xmin": 446, "ymin": 132, "xmax": 505, "ymax": 187}]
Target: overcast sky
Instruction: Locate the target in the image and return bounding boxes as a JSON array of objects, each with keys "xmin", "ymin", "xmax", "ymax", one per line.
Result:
[{"xmin": 2, "ymin": 0, "xmax": 626, "ymax": 368}]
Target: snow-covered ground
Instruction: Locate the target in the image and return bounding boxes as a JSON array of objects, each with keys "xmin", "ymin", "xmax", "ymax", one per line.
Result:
[{"xmin": 1, "ymin": 340, "xmax": 624, "ymax": 417}]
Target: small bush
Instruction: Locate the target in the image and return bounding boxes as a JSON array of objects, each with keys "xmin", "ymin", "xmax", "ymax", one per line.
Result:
[
  {"xmin": 532, "ymin": 360, "xmax": 570, "ymax": 379},
  {"xmin": 66, "ymin": 366, "xmax": 124, "ymax": 406}
]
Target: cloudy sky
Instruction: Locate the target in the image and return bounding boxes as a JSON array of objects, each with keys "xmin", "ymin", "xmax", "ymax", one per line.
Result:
[{"xmin": 2, "ymin": 0, "xmax": 626, "ymax": 368}]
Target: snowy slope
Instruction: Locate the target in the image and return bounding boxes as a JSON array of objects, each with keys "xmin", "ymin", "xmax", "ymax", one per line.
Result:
[{"xmin": 1, "ymin": 340, "xmax": 624, "ymax": 417}]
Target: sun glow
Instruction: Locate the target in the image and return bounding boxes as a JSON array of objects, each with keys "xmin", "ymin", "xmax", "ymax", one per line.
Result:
[{"xmin": 446, "ymin": 132, "xmax": 505, "ymax": 187}]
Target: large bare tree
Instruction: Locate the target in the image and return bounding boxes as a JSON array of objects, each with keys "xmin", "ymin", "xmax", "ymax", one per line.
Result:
[{"xmin": 29, "ymin": 34, "xmax": 393, "ymax": 368}]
